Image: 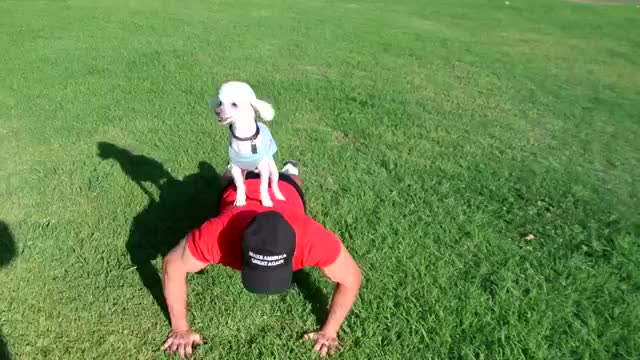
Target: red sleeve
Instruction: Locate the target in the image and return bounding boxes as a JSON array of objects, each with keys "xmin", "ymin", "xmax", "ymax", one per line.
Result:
[
  {"xmin": 187, "ymin": 218, "xmax": 224, "ymax": 264},
  {"xmin": 302, "ymin": 219, "xmax": 342, "ymax": 268}
]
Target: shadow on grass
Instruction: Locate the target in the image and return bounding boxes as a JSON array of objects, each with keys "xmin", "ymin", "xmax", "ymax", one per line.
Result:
[
  {"xmin": 97, "ymin": 142, "xmax": 222, "ymax": 323},
  {"xmin": 293, "ymin": 270, "xmax": 330, "ymax": 327},
  {"xmin": 0, "ymin": 329, "xmax": 10, "ymax": 360},
  {"xmin": 0, "ymin": 221, "xmax": 16, "ymax": 268},
  {"xmin": 0, "ymin": 221, "xmax": 16, "ymax": 360}
]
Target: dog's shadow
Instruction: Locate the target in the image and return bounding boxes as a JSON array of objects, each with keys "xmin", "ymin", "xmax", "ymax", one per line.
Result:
[{"xmin": 98, "ymin": 142, "xmax": 223, "ymax": 321}]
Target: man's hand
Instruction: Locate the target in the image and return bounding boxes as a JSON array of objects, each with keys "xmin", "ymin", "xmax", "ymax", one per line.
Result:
[
  {"xmin": 161, "ymin": 237, "xmax": 208, "ymax": 357},
  {"xmin": 161, "ymin": 329, "xmax": 203, "ymax": 358},
  {"xmin": 303, "ymin": 331, "xmax": 339, "ymax": 357}
]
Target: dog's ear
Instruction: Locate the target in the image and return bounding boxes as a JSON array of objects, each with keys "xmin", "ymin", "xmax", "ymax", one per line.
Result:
[{"xmin": 250, "ymin": 99, "xmax": 275, "ymax": 121}]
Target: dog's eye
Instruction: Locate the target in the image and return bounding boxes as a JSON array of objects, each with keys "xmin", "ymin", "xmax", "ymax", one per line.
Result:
[{"xmin": 231, "ymin": 102, "xmax": 238, "ymax": 108}]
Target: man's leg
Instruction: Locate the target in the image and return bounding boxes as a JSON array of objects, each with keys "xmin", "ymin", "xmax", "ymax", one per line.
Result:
[{"xmin": 281, "ymin": 160, "xmax": 302, "ymax": 189}]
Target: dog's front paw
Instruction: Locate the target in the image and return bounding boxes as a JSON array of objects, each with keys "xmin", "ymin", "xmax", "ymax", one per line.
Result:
[
  {"xmin": 234, "ymin": 194, "xmax": 247, "ymax": 207},
  {"xmin": 261, "ymin": 196, "xmax": 274, "ymax": 207}
]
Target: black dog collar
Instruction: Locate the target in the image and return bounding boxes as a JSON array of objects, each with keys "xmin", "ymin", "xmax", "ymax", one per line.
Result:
[{"xmin": 230, "ymin": 123, "xmax": 260, "ymax": 154}]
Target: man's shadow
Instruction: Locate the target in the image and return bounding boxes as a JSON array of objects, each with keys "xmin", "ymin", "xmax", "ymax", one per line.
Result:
[
  {"xmin": 97, "ymin": 142, "xmax": 223, "ymax": 322},
  {"xmin": 1, "ymin": 221, "xmax": 16, "ymax": 360},
  {"xmin": 293, "ymin": 270, "xmax": 330, "ymax": 327}
]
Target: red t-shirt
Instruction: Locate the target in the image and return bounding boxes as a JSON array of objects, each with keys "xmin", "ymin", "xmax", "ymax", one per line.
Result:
[{"xmin": 187, "ymin": 178, "xmax": 341, "ymax": 270}]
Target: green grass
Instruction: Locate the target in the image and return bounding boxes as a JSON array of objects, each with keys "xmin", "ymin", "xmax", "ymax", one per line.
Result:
[{"xmin": 1, "ymin": 0, "xmax": 639, "ymax": 358}]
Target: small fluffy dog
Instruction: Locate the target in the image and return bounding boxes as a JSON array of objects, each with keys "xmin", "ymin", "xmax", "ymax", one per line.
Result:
[{"xmin": 211, "ymin": 81, "xmax": 285, "ymax": 207}]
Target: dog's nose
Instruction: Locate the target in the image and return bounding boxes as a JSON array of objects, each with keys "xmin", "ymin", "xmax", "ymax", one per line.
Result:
[{"xmin": 215, "ymin": 108, "xmax": 221, "ymax": 116}]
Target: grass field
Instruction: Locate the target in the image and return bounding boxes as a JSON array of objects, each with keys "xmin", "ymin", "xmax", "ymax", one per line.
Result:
[{"xmin": 1, "ymin": 0, "xmax": 640, "ymax": 358}]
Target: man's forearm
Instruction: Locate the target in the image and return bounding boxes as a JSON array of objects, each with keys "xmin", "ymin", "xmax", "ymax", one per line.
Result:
[
  {"xmin": 162, "ymin": 263, "xmax": 190, "ymax": 331},
  {"xmin": 321, "ymin": 282, "xmax": 360, "ymax": 335}
]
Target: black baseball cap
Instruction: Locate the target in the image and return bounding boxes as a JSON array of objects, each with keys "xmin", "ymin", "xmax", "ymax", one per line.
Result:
[{"xmin": 241, "ymin": 211, "xmax": 296, "ymax": 295}]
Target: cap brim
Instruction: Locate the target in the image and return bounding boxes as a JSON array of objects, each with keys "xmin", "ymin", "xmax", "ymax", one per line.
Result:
[{"xmin": 241, "ymin": 266, "xmax": 293, "ymax": 295}]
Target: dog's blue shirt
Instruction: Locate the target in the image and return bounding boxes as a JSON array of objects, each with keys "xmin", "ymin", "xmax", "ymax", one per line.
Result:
[{"xmin": 229, "ymin": 122, "xmax": 277, "ymax": 170}]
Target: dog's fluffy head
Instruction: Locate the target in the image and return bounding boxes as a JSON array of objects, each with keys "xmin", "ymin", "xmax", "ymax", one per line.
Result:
[{"xmin": 210, "ymin": 81, "xmax": 274, "ymax": 126}]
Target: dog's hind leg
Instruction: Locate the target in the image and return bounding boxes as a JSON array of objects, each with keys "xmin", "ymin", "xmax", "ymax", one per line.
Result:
[
  {"xmin": 268, "ymin": 157, "xmax": 286, "ymax": 201},
  {"xmin": 257, "ymin": 159, "xmax": 274, "ymax": 207},
  {"xmin": 231, "ymin": 164, "xmax": 247, "ymax": 206}
]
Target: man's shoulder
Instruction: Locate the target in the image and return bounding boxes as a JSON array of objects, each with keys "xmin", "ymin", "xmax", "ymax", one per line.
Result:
[
  {"xmin": 217, "ymin": 207, "xmax": 258, "ymax": 227},
  {"xmin": 279, "ymin": 208, "xmax": 312, "ymax": 227},
  {"xmin": 294, "ymin": 215, "xmax": 342, "ymax": 269},
  {"xmin": 296, "ymin": 215, "xmax": 340, "ymax": 243},
  {"xmin": 193, "ymin": 210, "xmax": 240, "ymax": 240}
]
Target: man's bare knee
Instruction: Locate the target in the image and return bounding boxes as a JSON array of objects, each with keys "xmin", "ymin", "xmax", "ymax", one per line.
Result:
[{"xmin": 290, "ymin": 175, "xmax": 303, "ymax": 189}]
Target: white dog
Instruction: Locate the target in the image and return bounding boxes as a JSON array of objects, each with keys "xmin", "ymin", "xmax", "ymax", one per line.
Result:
[{"xmin": 211, "ymin": 81, "xmax": 285, "ymax": 207}]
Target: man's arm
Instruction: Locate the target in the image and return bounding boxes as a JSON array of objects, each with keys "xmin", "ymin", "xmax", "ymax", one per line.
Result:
[
  {"xmin": 304, "ymin": 243, "xmax": 362, "ymax": 356},
  {"xmin": 320, "ymin": 243, "xmax": 362, "ymax": 335},
  {"xmin": 161, "ymin": 237, "xmax": 208, "ymax": 357}
]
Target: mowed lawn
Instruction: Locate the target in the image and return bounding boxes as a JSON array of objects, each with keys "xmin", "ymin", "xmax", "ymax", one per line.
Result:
[{"xmin": 1, "ymin": 0, "xmax": 639, "ymax": 358}]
